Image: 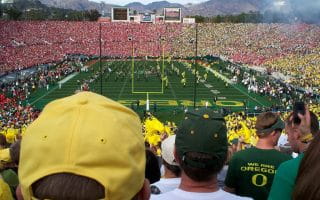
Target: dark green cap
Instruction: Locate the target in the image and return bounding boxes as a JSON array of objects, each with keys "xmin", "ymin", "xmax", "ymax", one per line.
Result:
[
  {"xmin": 256, "ymin": 117, "xmax": 285, "ymax": 136},
  {"xmin": 1, "ymin": 169, "xmax": 19, "ymax": 187},
  {"xmin": 175, "ymin": 108, "xmax": 228, "ymax": 168}
]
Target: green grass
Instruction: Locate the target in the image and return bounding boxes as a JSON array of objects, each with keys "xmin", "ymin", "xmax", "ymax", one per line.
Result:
[{"xmin": 26, "ymin": 59, "xmax": 279, "ymax": 122}]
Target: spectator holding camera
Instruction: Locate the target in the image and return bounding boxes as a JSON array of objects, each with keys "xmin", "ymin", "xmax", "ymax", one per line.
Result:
[{"xmin": 268, "ymin": 105, "xmax": 319, "ymax": 200}]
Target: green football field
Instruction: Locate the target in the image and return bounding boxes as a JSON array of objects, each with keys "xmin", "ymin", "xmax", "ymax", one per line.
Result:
[{"xmin": 26, "ymin": 59, "xmax": 278, "ymax": 121}]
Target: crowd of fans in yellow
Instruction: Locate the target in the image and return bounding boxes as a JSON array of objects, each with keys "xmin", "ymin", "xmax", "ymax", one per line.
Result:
[{"xmin": 142, "ymin": 103, "xmax": 320, "ymax": 155}]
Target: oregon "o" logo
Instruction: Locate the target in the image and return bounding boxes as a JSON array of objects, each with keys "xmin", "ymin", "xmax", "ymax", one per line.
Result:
[
  {"xmin": 216, "ymin": 101, "xmax": 244, "ymax": 107},
  {"xmin": 252, "ymin": 174, "xmax": 268, "ymax": 187}
]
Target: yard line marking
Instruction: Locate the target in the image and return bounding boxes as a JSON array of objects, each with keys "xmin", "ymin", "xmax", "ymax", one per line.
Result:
[
  {"xmin": 168, "ymin": 79, "xmax": 178, "ymax": 100},
  {"xmin": 118, "ymin": 76, "xmax": 129, "ymax": 99},
  {"xmin": 30, "ymin": 73, "xmax": 78, "ymax": 105}
]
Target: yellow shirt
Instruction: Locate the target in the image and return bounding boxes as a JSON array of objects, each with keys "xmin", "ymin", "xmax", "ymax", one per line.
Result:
[{"xmin": 0, "ymin": 178, "xmax": 14, "ymax": 200}]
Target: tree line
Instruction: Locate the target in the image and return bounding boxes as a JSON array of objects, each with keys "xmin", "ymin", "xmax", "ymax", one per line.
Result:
[{"xmin": 0, "ymin": 0, "xmax": 101, "ymax": 21}]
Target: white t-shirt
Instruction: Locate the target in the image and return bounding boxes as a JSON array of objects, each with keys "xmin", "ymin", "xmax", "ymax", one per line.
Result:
[
  {"xmin": 217, "ymin": 165, "xmax": 228, "ymax": 188},
  {"xmin": 151, "ymin": 188, "xmax": 253, "ymax": 200},
  {"xmin": 151, "ymin": 178, "xmax": 181, "ymax": 194},
  {"xmin": 277, "ymin": 133, "xmax": 288, "ymax": 146}
]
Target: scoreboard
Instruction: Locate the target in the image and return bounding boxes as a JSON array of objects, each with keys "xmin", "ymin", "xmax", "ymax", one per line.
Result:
[
  {"xmin": 112, "ymin": 7, "xmax": 129, "ymax": 22},
  {"xmin": 164, "ymin": 8, "xmax": 181, "ymax": 22}
]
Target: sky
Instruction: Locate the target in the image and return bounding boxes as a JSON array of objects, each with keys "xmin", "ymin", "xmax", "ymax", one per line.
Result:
[{"xmin": 90, "ymin": 0, "xmax": 206, "ymax": 6}]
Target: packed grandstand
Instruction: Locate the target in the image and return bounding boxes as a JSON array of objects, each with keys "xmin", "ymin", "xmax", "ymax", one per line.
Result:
[
  {"xmin": 1, "ymin": 14, "xmax": 320, "ymax": 200},
  {"xmin": 1, "ymin": 21, "xmax": 320, "ymax": 143}
]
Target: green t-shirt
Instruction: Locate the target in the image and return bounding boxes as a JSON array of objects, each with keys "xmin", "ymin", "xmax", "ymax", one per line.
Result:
[
  {"xmin": 225, "ymin": 147, "xmax": 291, "ymax": 200},
  {"xmin": 268, "ymin": 154, "xmax": 303, "ymax": 200}
]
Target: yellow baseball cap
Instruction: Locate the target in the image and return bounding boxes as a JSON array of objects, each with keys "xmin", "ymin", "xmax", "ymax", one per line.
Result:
[
  {"xmin": 19, "ymin": 92, "xmax": 145, "ymax": 200},
  {"xmin": 0, "ymin": 148, "xmax": 11, "ymax": 162}
]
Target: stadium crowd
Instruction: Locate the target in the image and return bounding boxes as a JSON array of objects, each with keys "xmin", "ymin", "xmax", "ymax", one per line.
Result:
[
  {"xmin": 264, "ymin": 51, "xmax": 320, "ymax": 89},
  {"xmin": 2, "ymin": 22, "xmax": 320, "ymax": 92},
  {"xmin": 174, "ymin": 23, "xmax": 320, "ymax": 91},
  {"xmin": 0, "ymin": 21, "xmax": 100, "ymax": 74},
  {"xmin": 0, "ymin": 21, "xmax": 182, "ymax": 74}
]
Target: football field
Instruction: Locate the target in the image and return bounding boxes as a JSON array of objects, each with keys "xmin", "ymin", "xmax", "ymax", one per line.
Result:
[{"xmin": 26, "ymin": 59, "xmax": 278, "ymax": 117}]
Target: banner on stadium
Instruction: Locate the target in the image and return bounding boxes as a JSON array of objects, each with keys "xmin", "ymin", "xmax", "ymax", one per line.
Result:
[
  {"xmin": 155, "ymin": 16, "xmax": 164, "ymax": 23},
  {"xmin": 111, "ymin": 7, "xmax": 129, "ymax": 22},
  {"xmin": 141, "ymin": 13, "xmax": 153, "ymax": 23},
  {"xmin": 164, "ymin": 8, "xmax": 181, "ymax": 22},
  {"xmin": 183, "ymin": 18, "xmax": 195, "ymax": 24}
]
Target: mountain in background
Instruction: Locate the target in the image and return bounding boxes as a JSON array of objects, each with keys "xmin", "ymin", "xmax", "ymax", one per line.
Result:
[
  {"xmin": 10, "ymin": 0, "xmax": 48, "ymax": 10},
  {"xmin": 184, "ymin": 0, "xmax": 293, "ymax": 16},
  {"xmin": 186, "ymin": 0, "xmax": 259, "ymax": 16},
  {"xmin": 38, "ymin": 0, "xmax": 187, "ymax": 15},
  {"xmin": 39, "ymin": 0, "xmax": 115, "ymax": 14},
  {"xmin": 125, "ymin": 1, "xmax": 186, "ymax": 14},
  {"xmin": 34, "ymin": 0, "xmax": 320, "ymax": 23},
  {"xmin": 37, "ymin": 0, "xmax": 281, "ymax": 16},
  {"xmin": 125, "ymin": 2, "xmax": 146, "ymax": 12}
]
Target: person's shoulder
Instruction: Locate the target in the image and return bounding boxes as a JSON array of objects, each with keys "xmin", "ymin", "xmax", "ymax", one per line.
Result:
[
  {"xmin": 271, "ymin": 149, "xmax": 292, "ymax": 161},
  {"xmin": 278, "ymin": 154, "xmax": 303, "ymax": 171},
  {"xmin": 217, "ymin": 190, "xmax": 253, "ymax": 200},
  {"xmin": 151, "ymin": 189, "xmax": 253, "ymax": 200},
  {"xmin": 232, "ymin": 147, "xmax": 254, "ymax": 158},
  {"xmin": 228, "ymin": 148, "xmax": 253, "ymax": 165},
  {"xmin": 150, "ymin": 184, "xmax": 162, "ymax": 195},
  {"xmin": 150, "ymin": 178, "xmax": 180, "ymax": 195},
  {"xmin": 268, "ymin": 155, "xmax": 302, "ymax": 200},
  {"xmin": 150, "ymin": 190, "xmax": 175, "ymax": 200}
]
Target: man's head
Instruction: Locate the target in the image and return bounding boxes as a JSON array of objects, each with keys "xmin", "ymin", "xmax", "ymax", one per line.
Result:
[
  {"xmin": 145, "ymin": 149, "xmax": 160, "ymax": 184},
  {"xmin": 255, "ymin": 112, "xmax": 284, "ymax": 146},
  {"xmin": 161, "ymin": 135, "xmax": 181, "ymax": 177},
  {"xmin": 174, "ymin": 108, "xmax": 228, "ymax": 182},
  {"xmin": 19, "ymin": 92, "xmax": 148, "ymax": 200},
  {"xmin": 285, "ymin": 116, "xmax": 299, "ymax": 153},
  {"xmin": 285, "ymin": 111, "xmax": 319, "ymax": 153}
]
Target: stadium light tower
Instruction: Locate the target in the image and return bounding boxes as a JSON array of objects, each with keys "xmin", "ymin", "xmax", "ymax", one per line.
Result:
[
  {"xmin": 99, "ymin": 23, "xmax": 102, "ymax": 95},
  {"xmin": 129, "ymin": 36, "xmax": 134, "ymax": 94},
  {"xmin": 159, "ymin": 36, "xmax": 165, "ymax": 57},
  {"xmin": 191, "ymin": 23, "xmax": 199, "ymax": 109},
  {"xmin": 128, "ymin": 36, "xmax": 133, "ymax": 59},
  {"xmin": 159, "ymin": 36, "xmax": 165, "ymax": 70}
]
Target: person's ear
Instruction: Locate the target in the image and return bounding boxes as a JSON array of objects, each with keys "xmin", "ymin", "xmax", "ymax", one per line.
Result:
[
  {"xmin": 270, "ymin": 130, "xmax": 276, "ymax": 136},
  {"xmin": 136, "ymin": 179, "xmax": 150, "ymax": 200},
  {"xmin": 16, "ymin": 184, "xmax": 24, "ymax": 200},
  {"xmin": 173, "ymin": 146, "xmax": 181, "ymax": 165},
  {"xmin": 271, "ymin": 130, "xmax": 279, "ymax": 137}
]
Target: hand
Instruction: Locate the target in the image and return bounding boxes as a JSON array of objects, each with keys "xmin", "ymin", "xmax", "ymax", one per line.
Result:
[
  {"xmin": 291, "ymin": 105, "xmax": 311, "ymax": 135},
  {"xmin": 238, "ymin": 136, "xmax": 244, "ymax": 143}
]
